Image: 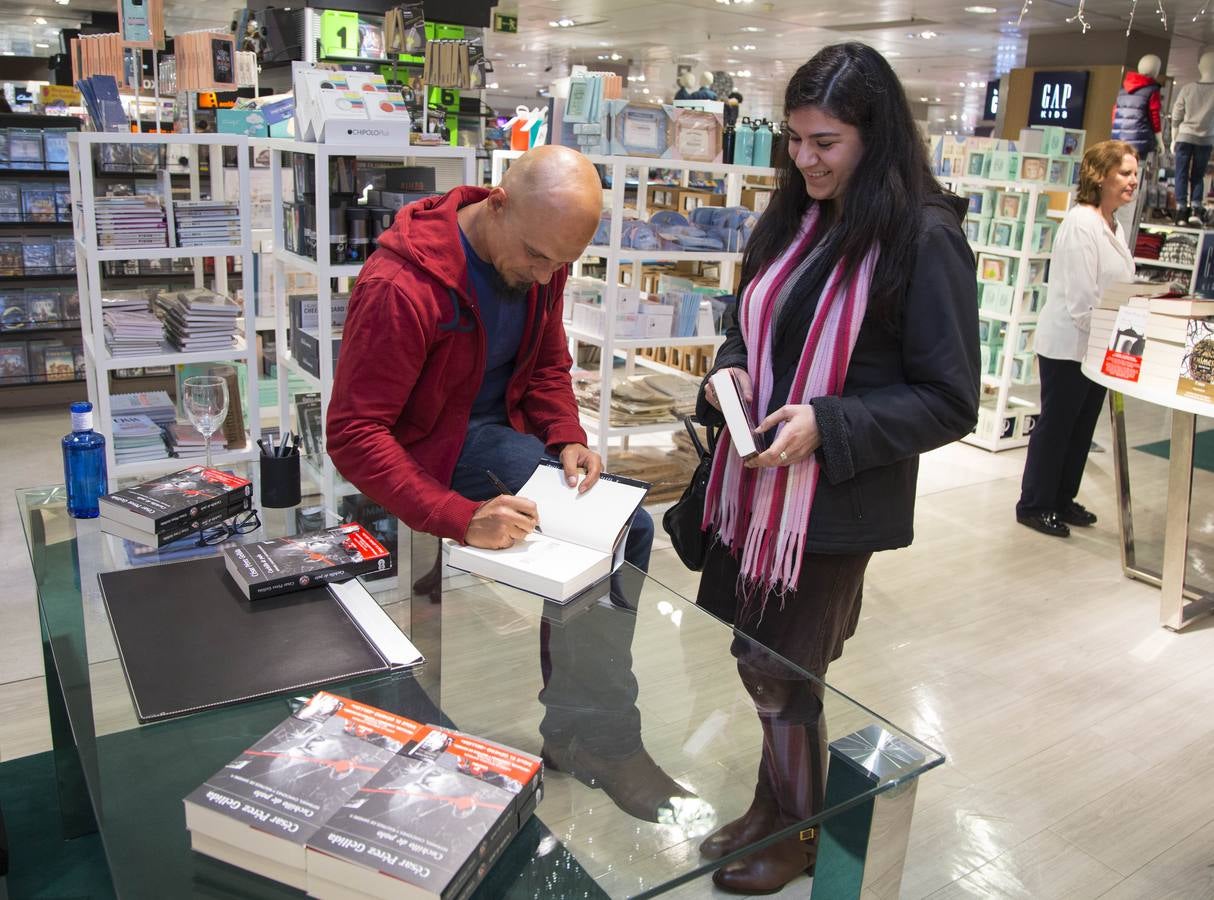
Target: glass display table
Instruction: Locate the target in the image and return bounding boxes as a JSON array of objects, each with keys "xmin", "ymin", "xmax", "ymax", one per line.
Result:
[{"xmin": 18, "ymin": 485, "xmax": 942, "ymax": 898}]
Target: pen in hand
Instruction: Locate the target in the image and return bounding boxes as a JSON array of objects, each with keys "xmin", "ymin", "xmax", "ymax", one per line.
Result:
[{"xmin": 484, "ymin": 469, "xmax": 542, "ymax": 534}]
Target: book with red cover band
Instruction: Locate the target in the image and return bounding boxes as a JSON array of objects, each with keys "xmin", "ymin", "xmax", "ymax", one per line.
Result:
[
  {"xmin": 98, "ymin": 465, "xmax": 252, "ymax": 534},
  {"xmin": 223, "ymin": 523, "xmax": 391, "ymax": 600}
]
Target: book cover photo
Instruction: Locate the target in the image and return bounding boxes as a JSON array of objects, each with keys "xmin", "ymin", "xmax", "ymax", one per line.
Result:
[
  {"xmin": 99, "ymin": 465, "xmax": 252, "ymax": 533},
  {"xmin": 223, "ymin": 523, "xmax": 391, "ymax": 600},
  {"xmin": 1177, "ymin": 318, "xmax": 1214, "ymax": 403}
]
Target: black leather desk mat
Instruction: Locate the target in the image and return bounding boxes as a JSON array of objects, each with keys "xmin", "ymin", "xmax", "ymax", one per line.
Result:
[{"xmin": 98, "ymin": 555, "xmax": 388, "ymax": 723}]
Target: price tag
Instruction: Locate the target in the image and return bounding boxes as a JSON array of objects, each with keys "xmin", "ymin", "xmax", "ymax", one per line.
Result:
[{"xmin": 319, "ymin": 10, "xmax": 360, "ymax": 59}]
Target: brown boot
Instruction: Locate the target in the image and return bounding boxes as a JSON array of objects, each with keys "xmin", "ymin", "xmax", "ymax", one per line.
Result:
[
  {"xmin": 711, "ymin": 826, "xmax": 817, "ymax": 895},
  {"xmin": 699, "ymin": 784, "xmax": 778, "ymax": 860}
]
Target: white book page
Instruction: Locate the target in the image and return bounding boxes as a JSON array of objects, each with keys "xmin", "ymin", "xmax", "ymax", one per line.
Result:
[
  {"xmin": 451, "ymin": 533, "xmax": 608, "ymax": 585},
  {"xmin": 517, "ymin": 461, "xmax": 648, "ymax": 555}
]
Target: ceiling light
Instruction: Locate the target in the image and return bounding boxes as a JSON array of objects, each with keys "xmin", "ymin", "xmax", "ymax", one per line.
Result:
[
  {"xmin": 965, "ymin": 5, "xmax": 998, "ymax": 12},
  {"xmin": 920, "ymin": 30, "xmax": 938, "ymax": 38},
  {"xmin": 632, "ymin": 74, "xmax": 645, "ymax": 82},
  {"xmin": 34, "ymin": 16, "xmax": 47, "ymax": 24},
  {"xmin": 597, "ymin": 54, "xmax": 609, "ymax": 60},
  {"xmin": 549, "ymin": 17, "xmax": 574, "ymax": 27},
  {"xmin": 599, "ymin": 41, "xmax": 610, "ymax": 46},
  {"xmin": 487, "ymin": 81, "xmax": 499, "ymax": 89},
  {"xmin": 1, "ymin": 51, "xmax": 14, "ymax": 56},
  {"xmin": 919, "ymin": 96, "xmax": 929, "ymax": 101},
  {"xmin": 726, "ymin": 58, "xmax": 741, "ymax": 63},
  {"xmin": 610, "ymin": 52, "xmax": 622, "ymax": 61},
  {"xmin": 934, "ymin": 96, "xmax": 941, "ymax": 101},
  {"xmin": 884, "ymin": 50, "xmax": 901, "ymax": 56},
  {"xmin": 740, "ymin": 26, "xmax": 765, "ymax": 32},
  {"xmin": 35, "ymin": 42, "xmax": 49, "ymax": 48},
  {"xmin": 949, "ymin": 114, "xmax": 958, "ymax": 120},
  {"xmin": 53, "ymin": 0, "xmax": 68, "ymax": 4},
  {"xmin": 736, "ymin": 69, "xmax": 752, "ymax": 77},
  {"xmin": 642, "ymin": 87, "xmax": 650, "ymax": 94}
]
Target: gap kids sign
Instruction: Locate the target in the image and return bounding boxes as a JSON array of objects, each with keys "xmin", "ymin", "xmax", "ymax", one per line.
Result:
[{"xmin": 1027, "ymin": 71, "xmax": 1089, "ymax": 127}]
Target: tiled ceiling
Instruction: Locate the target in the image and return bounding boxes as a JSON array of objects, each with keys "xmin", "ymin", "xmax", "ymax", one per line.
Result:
[{"xmin": 4, "ymin": 0, "xmax": 1214, "ymax": 127}]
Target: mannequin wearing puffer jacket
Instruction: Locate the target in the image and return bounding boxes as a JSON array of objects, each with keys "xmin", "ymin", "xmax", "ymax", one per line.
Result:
[{"xmin": 1111, "ymin": 55, "xmax": 1163, "ymax": 158}]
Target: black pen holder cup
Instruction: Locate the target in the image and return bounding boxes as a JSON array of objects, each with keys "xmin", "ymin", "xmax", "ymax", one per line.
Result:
[{"xmin": 260, "ymin": 452, "xmax": 302, "ymax": 508}]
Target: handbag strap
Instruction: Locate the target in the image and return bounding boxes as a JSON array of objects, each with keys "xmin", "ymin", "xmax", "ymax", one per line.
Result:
[{"xmin": 682, "ymin": 416, "xmax": 719, "ymax": 458}]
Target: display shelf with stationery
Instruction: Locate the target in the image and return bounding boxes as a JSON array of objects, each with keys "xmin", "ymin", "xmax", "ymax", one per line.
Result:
[
  {"xmin": 492, "ymin": 149, "xmax": 772, "ymax": 458},
  {"xmin": 943, "ymin": 174, "xmax": 1073, "ymax": 452},
  {"xmin": 265, "ymin": 138, "xmax": 476, "ymax": 507},
  {"xmin": 69, "ymin": 132, "xmax": 261, "ymax": 486}
]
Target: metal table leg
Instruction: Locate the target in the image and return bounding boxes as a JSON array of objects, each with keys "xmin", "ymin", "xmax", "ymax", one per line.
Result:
[{"xmin": 810, "ymin": 726, "xmax": 929, "ymax": 900}]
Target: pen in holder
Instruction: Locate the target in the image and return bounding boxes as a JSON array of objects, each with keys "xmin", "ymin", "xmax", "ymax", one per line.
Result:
[{"xmin": 258, "ymin": 432, "xmax": 302, "ymax": 508}]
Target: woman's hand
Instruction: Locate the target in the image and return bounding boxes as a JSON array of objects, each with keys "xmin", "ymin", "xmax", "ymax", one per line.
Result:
[
  {"xmin": 745, "ymin": 404, "xmax": 821, "ymax": 469},
  {"xmin": 704, "ymin": 367, "xmax": 753, "ymax": 411}
]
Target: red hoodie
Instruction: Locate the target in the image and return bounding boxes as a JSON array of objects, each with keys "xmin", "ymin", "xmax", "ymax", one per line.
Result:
[
  {"xmin": 1113, "ymin": 71, "xmax": 1162, "ymax": 132},
  {"xmin": 326, "ymin": 186, "xmax": 587, "ymax": 542}
]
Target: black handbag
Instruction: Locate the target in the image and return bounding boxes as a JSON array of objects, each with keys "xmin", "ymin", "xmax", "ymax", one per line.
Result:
[{"xmin": 663, "ymin": 417, "xmax": 720, "ymax": 571}]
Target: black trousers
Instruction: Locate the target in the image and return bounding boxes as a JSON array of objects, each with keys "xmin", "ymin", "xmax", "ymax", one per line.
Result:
[{"xmin": 1017, "ymin": 355, "xmax": 1107, "ymax": 517}]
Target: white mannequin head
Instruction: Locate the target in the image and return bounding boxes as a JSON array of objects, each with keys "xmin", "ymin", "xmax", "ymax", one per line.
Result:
[
  {"xmin": 1200, "ymin": 51, "xmax": 1214, "ymax": 81},
  {"xmin": 700, "ymin": 71, "xmax": 715, "ymax": 89},
  {"xmin": 1137, "ymin": 53, "xmax": 1162, "ymax": 79},
  {"xmin": 677, "ymin": 71, "xmax": 696, "ymax": 91}
]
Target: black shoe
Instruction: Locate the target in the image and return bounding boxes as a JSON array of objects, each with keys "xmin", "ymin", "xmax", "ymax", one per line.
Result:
[
  {"xmin": 1016, "ymin": 512, "xmax": 1070, "ymax": 537},
  {"xmin": 541, "ymin": 740, "xmax": 702, "ymax": 823},
  {"xmin": 1177, "ymin": 206, "xmax": 1192, "ymax": 226},
  {"xmin": 1059, "ymin": 502, "xmax": 1097, "ymax": 527}
]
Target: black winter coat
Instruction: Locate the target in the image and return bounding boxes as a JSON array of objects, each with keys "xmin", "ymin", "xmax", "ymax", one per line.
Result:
[{"xmin": 697, "ymin": 197, "xmax": 980, "ymax": 554}]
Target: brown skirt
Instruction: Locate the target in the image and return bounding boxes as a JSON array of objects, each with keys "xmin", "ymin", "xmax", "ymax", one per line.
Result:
[{"xmin": 696, "ymin": 537, "xmax": 872, "ymax": 679}]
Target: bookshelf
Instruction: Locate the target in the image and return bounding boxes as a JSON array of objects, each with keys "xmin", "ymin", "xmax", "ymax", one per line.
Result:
[
  {"xmin": 492, "ymin": 149, "xmax": 773, "ymax": 458},
  {"xmin": 69, "ymin": 132, "xmax": 261, "ymax": 485},
  {"xmin": 265, "ymin": 138, "xmax": 477, "ymax": 504}
]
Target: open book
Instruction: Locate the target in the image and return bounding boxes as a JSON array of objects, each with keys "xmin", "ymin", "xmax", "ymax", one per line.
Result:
[
  {"xmin": 445, "ymin": 460, "xmax": 650, "ymax": 602},
  {"xmin": 710, "ymin": 368, "xmax": 771, "ymax": 460}
]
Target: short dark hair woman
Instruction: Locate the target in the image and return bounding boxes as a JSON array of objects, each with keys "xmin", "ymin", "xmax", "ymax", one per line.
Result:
[
  {"xmin": 695, "ymin": 42, "xmax": 979, "ymax": 893},
  {"xmin": 1016, "ymin": 140, "xmax": 1138, "ymax": 537}
]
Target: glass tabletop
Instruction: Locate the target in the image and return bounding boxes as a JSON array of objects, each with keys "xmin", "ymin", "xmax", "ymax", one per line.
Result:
[{"xmin": 17, "ymin": 482, "xmax": 943, "ymax": 899}]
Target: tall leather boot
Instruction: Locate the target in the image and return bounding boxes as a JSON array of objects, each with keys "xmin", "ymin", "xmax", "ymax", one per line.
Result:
[{"xmin": 699, "ymin": 757, "xmax": 778, "ymax": 859}]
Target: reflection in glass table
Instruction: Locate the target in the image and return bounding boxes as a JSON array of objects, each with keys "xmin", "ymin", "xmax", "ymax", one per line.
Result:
[{"xmin": 19, "ymin": 484, "xmax": 942, "ymax": 898}]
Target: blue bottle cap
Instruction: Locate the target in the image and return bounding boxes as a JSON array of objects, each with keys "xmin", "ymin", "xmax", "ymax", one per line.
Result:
[{"xmin": 70, "ymin": 401, "xmax": 93, "ymax": 413}]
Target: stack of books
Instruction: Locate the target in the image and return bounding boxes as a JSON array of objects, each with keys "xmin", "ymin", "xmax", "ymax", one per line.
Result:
[
  {"xmin": 173, "ymin": 200, "xmax": 241, "ymax": 248},
  {"xmin": 184, "ymin": 691, "xmax": 542, "ymax": 899},
  {"xmin": 98, "ymin": 466, "xmax": 253, "ymax": 548},
  {"xmin": 111, "ymin": 390, "xmax": 176, "ymax": 427},
  {"xmin": 158, "ymin": 289, "xmax": 241, "ymax": 352},
  {"xmin": 110, "ymin": 413, "xmax": 171, "ymax": 465},
  {"xmin": 164, "ymin": 421, "xmax": 228, "ymax": 459},
  {"xmin": 1087, "ymin": 292, "xmax": 1214, "ymax": 397},
  {"xmin": 94, "ymin": 195, "xmax": 168, "ymax": 250},
  {"xmin": 103, "ymin": 307, "xmax": 164, "ymax": 357}
]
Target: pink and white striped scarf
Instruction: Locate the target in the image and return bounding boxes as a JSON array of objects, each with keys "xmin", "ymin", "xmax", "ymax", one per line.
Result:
[{"xmin": 702, "ymin": 204, "xmax": 878, "ymax": 604}]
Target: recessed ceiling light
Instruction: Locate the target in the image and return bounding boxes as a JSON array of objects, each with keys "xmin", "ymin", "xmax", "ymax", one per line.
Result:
[
  {"xmin": 934, "ymin": 97, "xmax": 941, "ymax": 102},
  {"xmin": 549, "ymin": 17, "xmax": 574, "ymax": 27},
  {"xmin": 965, "ymin": 5, "xmax": 998, "ymax": 12},
  {"xmin": 950, "ymin": 114, "xmax": 958, "ymax": 120},
  {"xmin": 34, "ymin": 16, "xmax": 47, "ymax": 24},
  {"xmin": 740, "ymin": 26, "xmax": 765, "ymax": 32},
  {"xmin": 919, "ymin": 96, "xmax": 929, "ymax": 101},
  {"xmin": 35, "ymin": 42, "xmax": 49, "ymax": 48},
  {"xmin": 884, "ymin": 50, "xmax": 901, "ymax": 56},
  {"xmin": 632, "ymin": 74, "xmax": 645, "ymax": 82},
  {"xmin": 610, "ymin": 52, "xmax": 621, "ymax": 61},
  {"xmin": 642, "ymin": 87, "xmax": 650, "ymax": 94},
  {"xmin": 487, "ymin": 82, "xmax": 499, "ymax": 89}
]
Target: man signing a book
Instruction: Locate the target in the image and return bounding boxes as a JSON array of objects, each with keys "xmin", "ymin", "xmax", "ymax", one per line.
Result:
[
  {"xmin": 327, "ymin": 147, "xmax": 694, "ymax": 824},
  {"xmin": 327, "ymin": 144, "xmax": 652, "ymax": 565}
]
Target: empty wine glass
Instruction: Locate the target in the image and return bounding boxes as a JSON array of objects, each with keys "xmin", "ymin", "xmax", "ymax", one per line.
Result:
[{"xmin": 183, "ymin": 375, "xmax": 229, "ymax": 468}]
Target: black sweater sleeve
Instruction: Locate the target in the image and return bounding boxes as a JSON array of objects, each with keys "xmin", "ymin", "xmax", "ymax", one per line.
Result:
[{"xmin": 810, "ymin": 220, "xmax": 980, "ymax": 484}]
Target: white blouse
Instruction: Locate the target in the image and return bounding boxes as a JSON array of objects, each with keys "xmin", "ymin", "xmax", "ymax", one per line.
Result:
[{"xmin": 1034, "ymin": 204, "xmax": 1135, "ymax": 362}]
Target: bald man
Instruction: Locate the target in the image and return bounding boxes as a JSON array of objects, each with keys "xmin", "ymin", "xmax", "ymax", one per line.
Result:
[{"xmin": 327, "ymin": 145, "xmax": 653, "ymax": 562}]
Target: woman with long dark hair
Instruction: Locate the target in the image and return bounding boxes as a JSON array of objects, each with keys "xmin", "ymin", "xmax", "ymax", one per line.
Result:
[{"xmin": 694, "ymin": 42, "xmax": 980, "ymax": 893}]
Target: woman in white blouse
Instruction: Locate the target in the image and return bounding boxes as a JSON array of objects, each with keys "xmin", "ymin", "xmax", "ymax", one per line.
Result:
[{"xmin": 1017, "ymin": 140, "xmax": 1138, "ymax": 537}]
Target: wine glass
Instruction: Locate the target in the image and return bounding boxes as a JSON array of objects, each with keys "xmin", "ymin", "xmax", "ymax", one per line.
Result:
[{"xmin": 183, "ymin": 375, "xmax": 229, "ymax": 468}]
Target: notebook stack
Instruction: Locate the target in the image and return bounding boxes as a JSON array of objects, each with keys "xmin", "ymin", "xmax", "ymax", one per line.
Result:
[
  {"xmin": 111, "ymin": 390, "xmax": 177, "ymax": 427},
  {"xmin": 159, "ymin": 289, "xmax": 241, "ymax": 352},
  {"xmin": 98, "ymin": 466, "xmax": 253, "ymax": 548},
  {"xmin": 104, "ymin": 307, "xmax": 165, "ymax": 357},
  {"xmin": 94, "ymin": 195, "xmax": 168, "ymax": 249},
  {"xmin": 173, "ymin": 200, "xmax": 241, "ymax": 248},
  {"xmin": 111, "ymin": 414, "xmax": 171, "ymax": 465},
  {"xmin": 164, "ymin": 421, "xmax": 229, "ymax": 459}
]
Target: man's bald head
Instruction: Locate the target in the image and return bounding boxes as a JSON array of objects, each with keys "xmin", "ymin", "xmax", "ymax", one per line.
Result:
[{"xmin": 498, "ymin": 145, "xmax": 603, "ymax": 250}]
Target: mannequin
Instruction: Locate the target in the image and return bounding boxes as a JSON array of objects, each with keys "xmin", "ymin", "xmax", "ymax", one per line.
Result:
[
  {"xmin": 692, "ymin": 71, "xmax": 718, "ymax": 101},
  {"xmin": 1172, "ymin": 51, "xmax": 1214, "ymax": 226},
  {"xmin": 674, "ymin": 71, "xmax": 696, "ymax": 101},
  {"xmin": 1112, "ymin": 54, "xmax": 1164, "ymax": 158}
]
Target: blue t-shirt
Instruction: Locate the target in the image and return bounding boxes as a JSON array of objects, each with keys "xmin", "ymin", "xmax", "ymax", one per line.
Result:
[{"xmin": 460, "ymin": 228, "xmax": 526, "ymax": 418}]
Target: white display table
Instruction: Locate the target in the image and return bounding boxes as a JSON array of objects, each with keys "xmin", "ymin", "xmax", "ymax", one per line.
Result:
[{"xmin": 1081, "ymin": 362, "xmax": 1214, "ymax": 630}]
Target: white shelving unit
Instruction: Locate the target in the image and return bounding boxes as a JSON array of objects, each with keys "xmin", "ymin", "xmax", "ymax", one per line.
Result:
[
  {"xmin": 945, "ymin": 175, "xmax": 1072, "ymax": 452},
  {"xmin": 70, "ymin": 132, "xmax": 260, "ymax": 486},
  {"xmin": 266, "ymin": 138, "xmax": 477, "ymax": 503},
  {"xmin": 1132, "ymin": 222, "xmax": 1213, "ymax": 291},
  {"xmin": 492, "ymin": 149, "xmax": 773, "ymax": 457}
]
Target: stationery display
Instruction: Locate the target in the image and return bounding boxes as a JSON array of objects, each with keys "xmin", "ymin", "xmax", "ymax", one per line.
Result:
[
  {"xmin": 184, "ymin": 691, "xmax": 536, "ymax": 899},
  {"xmin": 223, "ymin": 523, "xmax": 391, "ymax": 600},
  {"xmin": 94, "ymin": 194, "xmax": 168, "ymax": 249},
  {"xmin": 174, "ymin": 30, "xmax": 238, "ymax": 92},
  {"xmin": 111, "ymin": 413, "xmax": 172, "ymax": 465},
  {"xmin": 293, "ymin": 70, "xmax": 412, "ymax": 144},
  {"xmin": 173, "ymin": 200, "xmax": 241, "ymax": 248},
  {"xmin": 119, "ymin": 0, "xmax": 165, "ymax": 48},
  {"xmin": 445, "ymin": 460, "xmax": 649, "ymax": 602},
  {"xmin": 158, "ymin": 288, "xmax": 241, "ymax": 352},
  {"xmin": 104, "ymin": 306, "xmax": 164, "ymax": 357}
]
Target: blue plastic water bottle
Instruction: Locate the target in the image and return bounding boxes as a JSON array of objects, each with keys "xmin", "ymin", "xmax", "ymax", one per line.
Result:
[
  {"xmin": 62, "ymin": 401, "xmax": 107, "ymax": 518},
  {"xmin": 735, "ymin": 117, "xmax": 755, "ymax": 167}
]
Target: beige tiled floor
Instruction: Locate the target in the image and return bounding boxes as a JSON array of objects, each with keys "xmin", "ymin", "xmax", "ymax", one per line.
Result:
[{"xmin": 4, "ymin": 399, "xmax": 1214, "ymax": 898}]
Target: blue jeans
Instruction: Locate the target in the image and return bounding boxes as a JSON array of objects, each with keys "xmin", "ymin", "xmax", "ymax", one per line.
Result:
[
  {"xmin": 1174, "ymin": 141, "xmax": 1212, "ymax": 207},
  {"xmin": 452, "ymin": 415, "xmax": 654, "ymax": 759}
]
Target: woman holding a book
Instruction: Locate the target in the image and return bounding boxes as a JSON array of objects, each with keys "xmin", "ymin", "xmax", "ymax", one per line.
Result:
[
  {"xmin": 694, "ymin": 42, "xmax": 979, "ymax": 894},
  {"xmin": 1017, "ymin": 140, "xmax": 1138, "ymax": 537}
]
